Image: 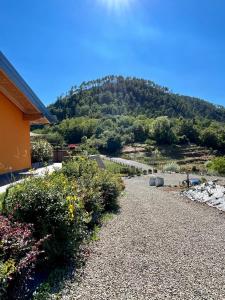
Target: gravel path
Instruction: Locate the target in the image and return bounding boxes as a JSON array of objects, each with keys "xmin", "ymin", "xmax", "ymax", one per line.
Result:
[{"xmin": 60, "ymin": 176, "xmax": 225, "ymax": 300}]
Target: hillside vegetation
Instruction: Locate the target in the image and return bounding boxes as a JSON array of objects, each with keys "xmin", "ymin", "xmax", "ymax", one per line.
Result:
[
  {"xmin": 49, "ymin": 75, "xmax": 225, "ymax": 122},
  {"xmin": 34, "ymin": 76, "xmax": 225, "ymax": 171}
]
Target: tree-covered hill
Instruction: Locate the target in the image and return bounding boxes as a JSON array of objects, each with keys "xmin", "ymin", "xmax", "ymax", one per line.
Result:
[{"xmin": 48, "ymin": 75, "xmax": 225, "ymax": 122}]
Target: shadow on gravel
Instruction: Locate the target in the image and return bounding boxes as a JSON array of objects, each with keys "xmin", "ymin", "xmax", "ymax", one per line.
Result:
[{"xmin": 30, "ymin": 209, "xmax": 121, "ymax": 299}]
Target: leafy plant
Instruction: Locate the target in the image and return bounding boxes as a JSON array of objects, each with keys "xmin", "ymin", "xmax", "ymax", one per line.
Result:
[
  {"xmin": 0, "ymin": 215, "xmax": 47, "ymax": 299},
  {"xmin": 163, "ymin": 162, "xmax": 180, "ymax": 173},
  {"xmin": 61, "ymin": 157, "xmax": 124, "ymax": 214},
  {"xmin": 206, "ymin": 157, "xmax": 225, "ymax": 175},
  {"xmin": 2, "ymin": 173, "xmax": 87, "ymax": 262},
  {"xmin": 31, "ymin": 139, "xmax": 53, "ymax": 163},
  {"xmin": 1, "ymin": 155, "xmax": 124, "ymax": 298}
]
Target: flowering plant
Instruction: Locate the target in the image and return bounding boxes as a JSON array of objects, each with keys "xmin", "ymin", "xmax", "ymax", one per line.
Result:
[{"xmin": 0, "ymin": 215, "xmax": 48, "ymax": 298}]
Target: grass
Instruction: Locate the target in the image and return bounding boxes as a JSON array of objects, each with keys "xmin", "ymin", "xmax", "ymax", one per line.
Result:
[
  {"xmin": 103, "ymin": 159, "xmax": 142, "ymax": 176},
  {"xmin": 104, "ymin": 160, "xmax": 126, "ymax": 174}
]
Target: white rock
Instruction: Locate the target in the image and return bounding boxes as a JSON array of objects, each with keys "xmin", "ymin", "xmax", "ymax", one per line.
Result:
[{"xmin": 183, "ymin": 183, "xmax": 225, "ymax": 213}]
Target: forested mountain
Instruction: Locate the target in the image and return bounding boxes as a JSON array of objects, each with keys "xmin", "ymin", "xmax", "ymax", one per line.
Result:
[{"xmin": 49, "ymin": 75, "xmax": 225, "ymax": 122}]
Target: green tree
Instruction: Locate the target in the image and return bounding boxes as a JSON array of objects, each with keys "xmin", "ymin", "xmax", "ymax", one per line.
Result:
[
  {"xmin": 151, "ymin": 117, "xmax": 177, "ymax": 145},
  {"xmin": 177, "ymin": 119, "xmax": 199, "ymax": 143},
  {"xmin": 207, "ymin": 157, "xmax": 225, "ymax": 174},
  {"xmin": 105, "ymin": 135, "xmax": 123, "ymax": 154},
  {"xmin": 201, "ymin": 129, "xmax": 219, "ymax": 149}
]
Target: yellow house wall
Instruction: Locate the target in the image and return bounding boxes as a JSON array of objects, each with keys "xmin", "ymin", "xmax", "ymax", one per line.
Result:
[{"xmin": 0, "ymin": 91, "xmax": 31, "ymax": 174}]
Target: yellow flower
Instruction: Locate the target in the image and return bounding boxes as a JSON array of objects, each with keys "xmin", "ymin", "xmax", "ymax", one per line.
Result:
[
  {"xmin": 66, "ymin": 196, "xmax": 72, "ymax": 202},
  {"xmin": 68, "ymin": 203, "xmax": 75, "ymax": 220}
]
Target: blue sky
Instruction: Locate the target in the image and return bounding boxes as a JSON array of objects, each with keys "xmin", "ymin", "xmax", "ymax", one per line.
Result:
[{"xmin": 1, "ymin": 0, "xmax": 225, "ymax": 106}]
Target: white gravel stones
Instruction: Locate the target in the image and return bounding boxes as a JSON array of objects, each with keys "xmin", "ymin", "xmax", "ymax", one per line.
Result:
[
  {"xmin": 59, "ymin": 176, "xmax": 225, "ymax": 300},
  {"xmin": 183, "ymin": 182, "xmax": 225, "ymax": 211}
]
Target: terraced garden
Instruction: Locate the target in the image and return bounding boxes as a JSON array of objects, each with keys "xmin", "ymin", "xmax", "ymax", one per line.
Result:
[{"xmin": 122, "ymin": 144, "xmax": 215, "ymax": 173}]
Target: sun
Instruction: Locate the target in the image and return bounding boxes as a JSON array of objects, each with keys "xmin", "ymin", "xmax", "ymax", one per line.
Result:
[{"xmin": 98, "ymin": 0, "xmax": 134, "ymax": 12}]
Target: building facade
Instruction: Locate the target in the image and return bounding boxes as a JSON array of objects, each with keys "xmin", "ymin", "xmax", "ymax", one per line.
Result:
[{"xmin": 0, "ymin": 52, "xmax": 54, "ymax": 174}]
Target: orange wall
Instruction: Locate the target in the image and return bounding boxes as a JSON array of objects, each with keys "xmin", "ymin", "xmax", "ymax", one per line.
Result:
[{"xmin": 0, "ymin": 91, "xmax": 31, "ymax": 174}]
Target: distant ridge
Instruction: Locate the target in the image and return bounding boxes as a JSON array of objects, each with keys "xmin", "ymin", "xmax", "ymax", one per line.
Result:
[{"xmin": 49, "ymin": 75, "xmax": 225, "ymax": 122}]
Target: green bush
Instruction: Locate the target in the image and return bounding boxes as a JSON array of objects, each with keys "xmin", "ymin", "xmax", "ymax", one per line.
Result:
[
  {"xmin": 2, "ymin": 156, "xmax": 124, "ymax": 297},
  {"xmin": 31, "ymin": 139, "xmax": 53, "ymax": 163},
  {"xmin": 62, "ymin": 158, "xmax": 105, "ymax": 225},
  {"xmin": 61, "ymin": 157, "xmax": 124, "ymax": 213},
  {"xmin": 206, "ymin": 157, "xmax": 225, "ymax": 175},
  {"xmin": 45, "ymin": 132, "xmax": 65, "ymax": 146},
  {"xmin": 2, "ymin": 173, "xmax": 87, "ymax": 262},
  {"xmin": 96, "ymin": 171, "xmax": 124, "ymax": 211},
  {"xmin": 163, "ymin": 162, "xmax": 180, "ymax": 173}
]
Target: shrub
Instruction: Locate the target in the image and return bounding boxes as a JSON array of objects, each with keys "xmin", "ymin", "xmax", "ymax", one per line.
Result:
[
  {"xmin": 45, "ymin": 132, "xmax": 65, "ymax": 146},
  {"xmin": 31, "ymin": 139, "xmax": 53, "ymax": 163},
  {"xmin": 96, "ymin": 171, "xmax": 124, "ymax": 211},
  {"xmin": 61, "ymin": 157, "xmax": 124, "ymax": 213},
  {"xmin": 62, "ymin": 158, "xmax": 104, "ymax": 224},
  {"xmin": 2, "ymin": 173, "xmax": 87, "ymax": 262},
  {"xmin": 163, "ymin": 162, "xmax": 180, "ymax": 173},
  {"xmin": 0, "ymin": 215, "xmax": 47, "ymax": 299},
  {"xmin": 206, "ymin": 157, "xmax": 225, "ymax": 175},
  {"xmin": 192, "ymin": 165, "xmax": 199, "ymax": 173},
  {"xmin": 61, "ymin": 156, "xmax": 98, "ymax": 179},
  {"xmin": 201, "ymin": 129, "xmax": 219, "ymax": 149},
  {"xmin": 2, "ymin": 156, "xmax": 124, "ymax": 297},
  {"xmin": 178, "ymin": 135, "xmax": 189, "ymax": 145},
  {"xmin": 105, "ymin": 135, "xmax": 123, "ymax": 154}
]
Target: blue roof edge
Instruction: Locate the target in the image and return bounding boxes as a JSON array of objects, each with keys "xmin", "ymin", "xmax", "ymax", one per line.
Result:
[{"xmin": 0, "ymin": 51, "xmax": 56, "ymax": 123}]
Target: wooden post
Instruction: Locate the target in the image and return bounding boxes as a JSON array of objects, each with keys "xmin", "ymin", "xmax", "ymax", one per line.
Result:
[{"xmin": 187, "ymin": 172, "xmax": 190, "ymax": 188}]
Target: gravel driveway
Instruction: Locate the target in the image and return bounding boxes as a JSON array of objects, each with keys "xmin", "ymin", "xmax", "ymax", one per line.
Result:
[{"xmin": 60, "ymin": 176, "xmax": 225, "ymax": 300}]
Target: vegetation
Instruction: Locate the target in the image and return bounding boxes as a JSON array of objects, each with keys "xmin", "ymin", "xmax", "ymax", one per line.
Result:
[
  {"xmin": 163, "ymin": 162, "xmax": 181, "ymax": 173},
  {"xmin": 0, "ymin": 157, "xmax": 124, "ymax": 299},
  {"xmin": 34, "ymin": 115, "xmax": 225, "ymax": 158},
  {"xmin": 32, "ymin": 76, "xmax": 225, "ymax": 156},
  {"xmin": 31, "ymin": 139, "xmax": 53, "ymax": 163},
  {"xmin": 104, "ymin": 159, "xmax": 143, "ymax": 176},
  {"xmin": 206, "ymin": 157, "xmax": 225, "ymax": 175},
  {"xmin": 151, "ymin": 117, "xmax": 177, "ymax": 145},
  {"xmin": 31, "ymin": 75, "xmax": 225, "ymax": 173},
  {"xmin": 48, "ymin": 76, "xmax": 225, "ymax": 122},
  {"xmin": 0, "ymin": 216, "xmax": 47, "ymax": 299}
]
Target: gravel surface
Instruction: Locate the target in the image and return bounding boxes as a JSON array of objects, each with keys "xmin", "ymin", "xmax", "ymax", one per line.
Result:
[{"xmin": 60, "ymin": 175, "xmax": 225, "ymax": 300}]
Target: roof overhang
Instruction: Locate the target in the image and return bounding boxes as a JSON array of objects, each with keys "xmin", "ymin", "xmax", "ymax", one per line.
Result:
[{"xmin": 0, "ymin": 52, "xmax": 56, "ymax": 124}]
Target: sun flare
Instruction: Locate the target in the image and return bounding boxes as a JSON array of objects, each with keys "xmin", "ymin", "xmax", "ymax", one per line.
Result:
[{"xmin": 98, "ymin": 0, "xmax": 134, "ymax": 11}]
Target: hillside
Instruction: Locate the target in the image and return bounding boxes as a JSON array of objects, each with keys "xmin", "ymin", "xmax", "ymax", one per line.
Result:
[{"xmin": 49, "ymin": 75, "xmax": 225, "ymax": 122}]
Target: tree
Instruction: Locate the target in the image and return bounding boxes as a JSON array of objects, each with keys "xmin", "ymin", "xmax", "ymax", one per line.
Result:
[
  {"xmin": 48, "ymin": 76, "xmax": 225, "ymax": 122},
  {"xmin": 207, "ymin": 157, "xmax": 225, "ymax": 174},
  {"xmin": 132, "ymin": 121, "xmax": 148, "ymax": 143},
  {"xmin": 201, "ymin": 129, "xmax": 219, "ymax": 149},
  {"xmin": 151, "ymin": 117, "xmax": 177, "ymax": 145},
  {"xmin": 177, "ymin": 119, "xmax": 199, "ymax": 143},
  {"xmin": 105, "ymin": 135, "xmax": 123, "ymax": 154}
]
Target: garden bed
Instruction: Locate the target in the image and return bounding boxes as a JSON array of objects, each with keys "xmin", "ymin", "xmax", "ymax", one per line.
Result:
[{"xmin": 0, "ymin": 157, "xmax": 124, "ymax": 299}]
